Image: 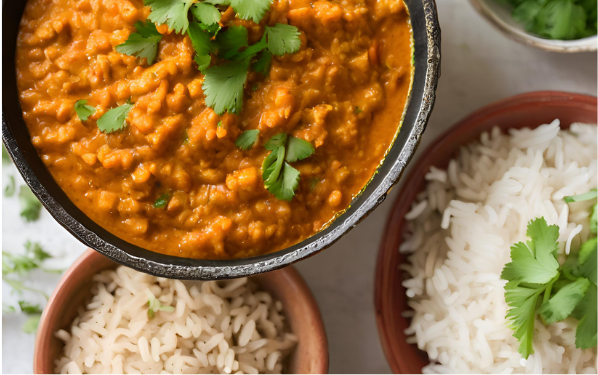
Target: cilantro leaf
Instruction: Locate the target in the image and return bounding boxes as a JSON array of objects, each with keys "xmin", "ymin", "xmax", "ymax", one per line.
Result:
[
  {"xmin": 265, "ymin": 24, "xmax": 301, "ymax": 55},
  {"xmin": 235, "ymin": 130, "xmax": 260, "ymax": 150},
  {"xmin": 74, "ymin": 100, "xmax": 96, "ymax": 121},
  {"xmin": 202, "ymin": 61, "xmax": 249, "ymax": 115},
  {"xmin": 22, "ymin": 314, "xmax": 41, "ymax": 334},
  {"xmin": 19, "ymin": 186, "xmax": 42, "ymax": 222},
  {"xmin": 504, "ymin": 281, "xmax": 546, "ymax": 358},
  {"xmin": 574, "ymin": 283, "xmax": 597, "ymax": 349},
  {"xmin": 578, "ymin": 237, "xmax": 597, "ymax": 285},
  {"xmin": 145, "ymin": 0, "xmax": 195, "ymax": 34},
  {"xmin": 564, "ymin": 189, "xmax": 597, "ymax": 203},
  {"xmin": 25, "ymin": 241, "xmax": 51, "ymax": 262},
  {"xmin": 3, "ymin": 252, "xmax": 38, "ymax": 275},
  {"xmin": 191, "ymin": 2, "xmax": 221, "ymax": 26},
  {"xmin": 267, "ymin": 163, "xmax": 300, "ymax": 201},
  {"xmin": 262, "ymin": 146, "xmax": 285, "ymax": 185},
  {"xmin": 285, "ymin": 136, "xmax": 314, "ymax": 162},
  {"xmin": 230, "ymin": 0, "xmax": 271, "ymax": 23},
  {"xmin": 188, "ymin": 21, "xmax": 216, "ymax": 71},
  {"xmin": 501, "ymin": 218, "xmax": 560, "ymax": 284},
  {"xmin": 215, "ymin": 26, "xmax": 248, "ymax": 59},
  {"xmin": 97, "ymin": 103, "xmax": 133, "ymax": 134},
  {"xmin": 18, "ymin": 301, "xmax": 43, "ymax": 315},
  {"xmin": 154, "ymin": 193, "xmax": 170, "ymax": 208},
  {"xmin": 540, "ymin": 277, "xmax": 590, "ymax": 324},
  {"xmin": 148, "ymin": 297, "xmax": 174, "ymax": 319},
  {"xmin": 115, "ymin": 21, "xmax": 163, "ymax": 65},
  {"xmin": 264, "ymin": 133, "xmax": 287, "ymax": 150},
  {"xmin": 534, "ymin": 0, "xmax": 587, "ymax": 40},
  {"xmin": 253, "ymin": 50, "xmax": 272, "ymax": 74},
  {"xmin": 5, "ymin": 175, "xmax": 15, "ymax": 197}
]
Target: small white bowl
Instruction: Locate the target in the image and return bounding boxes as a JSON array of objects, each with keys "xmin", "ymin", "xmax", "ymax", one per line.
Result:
[{"xmin": 469, "ymin": 0, "xmax": 598, "ymax": 53}]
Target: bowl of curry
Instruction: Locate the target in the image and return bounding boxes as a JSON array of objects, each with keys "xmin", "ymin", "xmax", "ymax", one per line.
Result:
[{"xmin": 3, "ymin": 0, "xmax": 440, "ymax": 279}]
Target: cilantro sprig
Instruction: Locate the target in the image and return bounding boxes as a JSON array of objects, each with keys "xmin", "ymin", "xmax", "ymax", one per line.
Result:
[
  {"xmin": 116, "ymin": 21, "xmax": 163, "ymax": 65},
  {"xmin": 19, "ymin": 186, "xmax": 42, "ymax": 222},
  {"xmin": 2, "ymin": 242, "xmax": 62, "ymax": 334},
  {"xmin": 502, "ymin": 195, "xmax": 597, "ymax": 358},
  {"xmin": 74, "ymin": 100, "xmax": 96, "ymax": 121},
  {"xmin": 138, "ymin": 0, "xmax": 301, "ymax": 115},
  {"xmin": 261, "ymin": 133, "xmax": 314, "ymax": 201},
  {"xmin": 504, "ymin": 0, "xmax": 597, "ymax": 40}
]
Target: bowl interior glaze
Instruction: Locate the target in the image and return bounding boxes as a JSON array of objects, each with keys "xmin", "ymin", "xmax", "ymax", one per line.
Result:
[
  {"xmin": 375, "ymin": 91, "xmax": 597, "ymax": 374},
  {"xmin": 2, "ymin": 0, "xmax": 440, "ymax": 279},
  {"xmin": 34, "ymin": 249, "xmax": 328, "ymax": 374}
]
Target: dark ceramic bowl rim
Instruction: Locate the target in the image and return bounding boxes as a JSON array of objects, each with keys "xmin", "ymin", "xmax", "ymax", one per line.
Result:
[{"xmin": 2, "ymin": 0, "xmax": 440, "ymax": 280}]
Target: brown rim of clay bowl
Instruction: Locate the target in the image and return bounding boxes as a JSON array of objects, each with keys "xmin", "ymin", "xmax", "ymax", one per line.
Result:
[
  {"xmin": 374, "ymin": 91, "xmax": 598, "ymax": 374},
  {"xmin": 34, "ymin": 249, "xmax": 329, "ymax": 374}
]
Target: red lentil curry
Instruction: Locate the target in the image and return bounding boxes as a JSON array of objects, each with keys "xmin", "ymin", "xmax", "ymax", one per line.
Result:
[{"xmin": 16, "ymin": 0, "xmax": 413, "ymax": 259}]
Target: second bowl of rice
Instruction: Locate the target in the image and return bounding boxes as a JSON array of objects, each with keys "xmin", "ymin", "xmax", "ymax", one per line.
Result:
[
  {"xmin": 34, "ymin": 249, "xmax": 328, "ymax": 374},
  {"xmin": 375, "ymin": 91, "xmax": 597, "ymax": 374}
]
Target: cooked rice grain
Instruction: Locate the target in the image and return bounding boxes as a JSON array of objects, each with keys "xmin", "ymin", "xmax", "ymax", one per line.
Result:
[
  {"xmin": 402, "ymin": 120, "xmax": 597, "ymax": 373},
  {"xmin": 55, "ymin": 268, "xmax": 297, "ymax": 374}
]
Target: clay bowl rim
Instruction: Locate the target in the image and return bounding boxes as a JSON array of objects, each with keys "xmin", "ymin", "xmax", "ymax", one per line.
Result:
[
  {"xmin": 374, "ymin": 91, "xmax": 598, "ymax": 374},
  {"xmin": 2, "ymin": 0, "xmax": 440, "ymax": 280},
  {"xmin": 34, "ymin": 249, "xmax": 329, "ymax": 374}
]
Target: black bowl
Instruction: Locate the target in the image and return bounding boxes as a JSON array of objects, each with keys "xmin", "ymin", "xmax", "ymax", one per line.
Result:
[{"xmin": 2, "ymin": 1, "xmax": 440, "ymax": 280}]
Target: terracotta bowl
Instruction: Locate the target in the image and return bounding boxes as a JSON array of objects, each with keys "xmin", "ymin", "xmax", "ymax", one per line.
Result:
[
  {"xmin": 374, "ymin": 91, "xmax": 597, "ymax": 373},
  {"xmin": 34, "ymin": 249, "xmax": 328, "ymax": 374}
]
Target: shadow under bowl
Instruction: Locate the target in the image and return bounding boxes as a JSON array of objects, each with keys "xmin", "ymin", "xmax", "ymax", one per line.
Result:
[
  {"xmin": 374, "ymin": 91, "xmax": 597, "ymax": 373},
  {"xmin": 34, "ymin": 249, "xmax": 328, "ymax": 374},
  {"xmin": 2, "ymin": 0, "xmax": 440, "ymax": 279}
]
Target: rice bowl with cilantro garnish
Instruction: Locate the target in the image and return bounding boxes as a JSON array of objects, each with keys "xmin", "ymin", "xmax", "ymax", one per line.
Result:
[{"xmin": 400, "ymin": 120, "xmax": 597, "ymax": 373}]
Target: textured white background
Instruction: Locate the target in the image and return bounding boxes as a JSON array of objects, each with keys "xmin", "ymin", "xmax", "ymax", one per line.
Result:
[{"xmin": 2, "ymin": 0, "xmax": 597, "ymax": 373}]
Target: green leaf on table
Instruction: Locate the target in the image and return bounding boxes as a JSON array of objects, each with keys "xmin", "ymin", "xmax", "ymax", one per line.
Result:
[
  {"xmin": 5, "ymin": 175, "xmax": 16, "ymax": 197},
  {"xmin": 19, "ymin": 186, "xmax": 42, "ymax": 222},
  {"xmin": 18, "ymin": 301, "xmax": 43, "ymax": 315},
  {"xmin": 22, "ymin": 314, "xmax": 41, "ymax": 334}
]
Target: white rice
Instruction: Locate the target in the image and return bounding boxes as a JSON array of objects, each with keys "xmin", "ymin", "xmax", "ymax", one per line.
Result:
[
  {"xmin": 54, "ymin": 267, "xmax": 297, "ymax": 374},
  {"xmin": 401, "ymin": 120, "xmax": 598, "ymax": 373}
]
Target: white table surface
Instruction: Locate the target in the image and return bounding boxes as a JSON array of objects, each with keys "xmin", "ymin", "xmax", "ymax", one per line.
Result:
[{"xmin": 2, "ymin": 0, "xmax": 597, "ymax": 373}]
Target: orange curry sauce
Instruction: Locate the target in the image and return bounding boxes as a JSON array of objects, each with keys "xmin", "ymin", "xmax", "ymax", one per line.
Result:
[{"xmin": 16, "ymin": 0, "xmax": 412, "ymax": 259}]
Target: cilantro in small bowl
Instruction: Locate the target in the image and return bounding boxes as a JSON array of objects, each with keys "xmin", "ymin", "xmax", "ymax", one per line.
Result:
[{"xmin": 471, "ymin": 0, "xmax": 597, "ymax": 51}]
